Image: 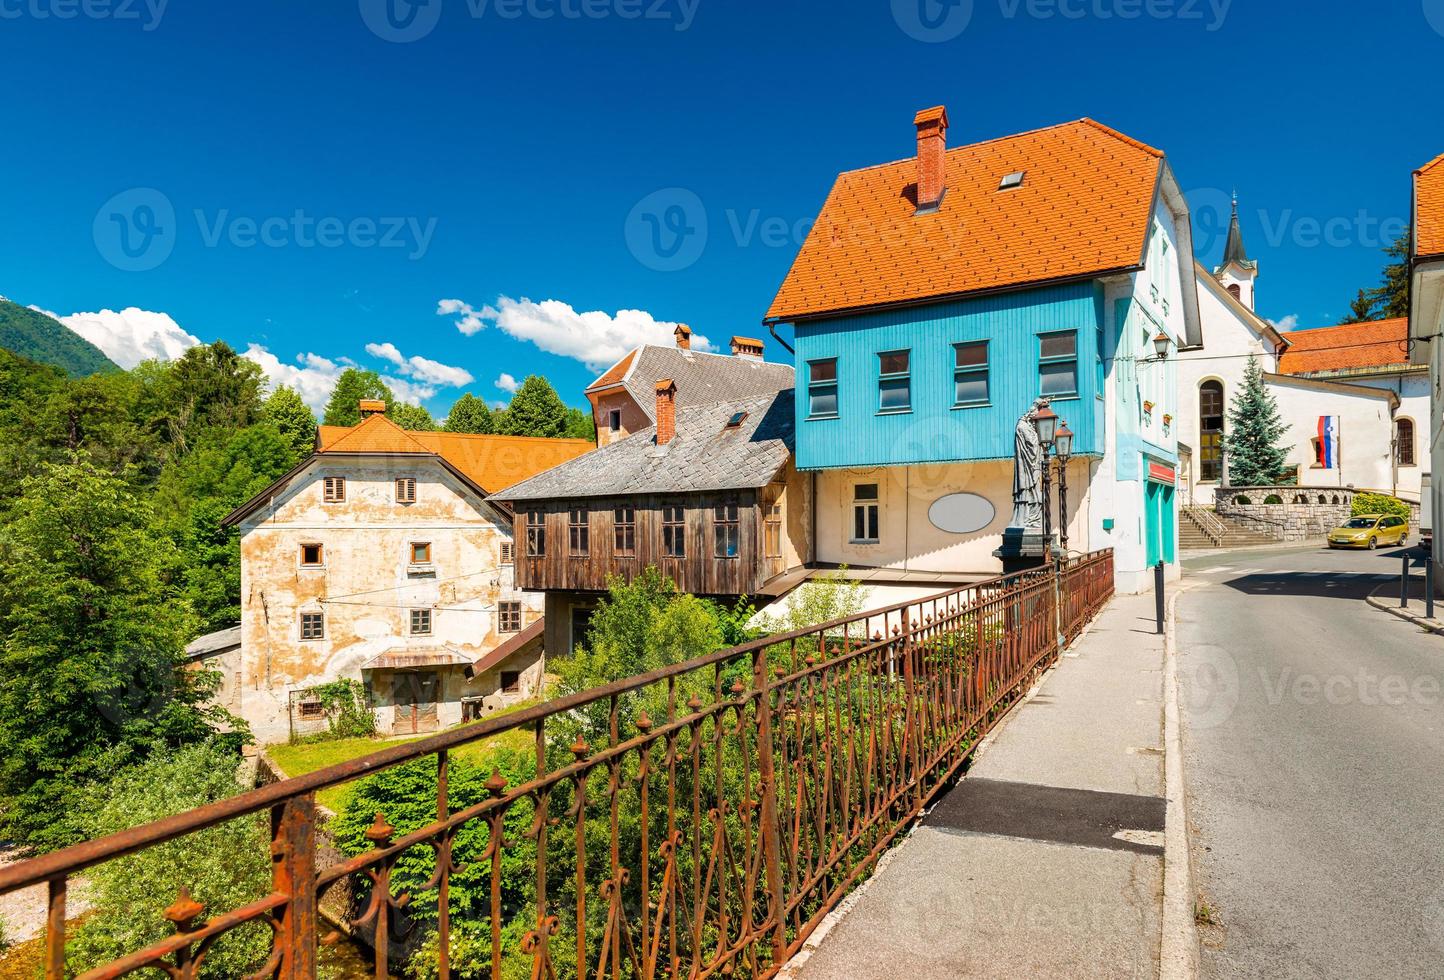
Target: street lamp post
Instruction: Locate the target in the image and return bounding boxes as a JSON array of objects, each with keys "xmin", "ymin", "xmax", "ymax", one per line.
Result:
[
  {"xmin": 1055, "ymin": 422, "xmax": 1074, "ymax": 554},
  {"xmin": 1034, "ymin": 405, "xmax": 1059, "ymax": 560}
]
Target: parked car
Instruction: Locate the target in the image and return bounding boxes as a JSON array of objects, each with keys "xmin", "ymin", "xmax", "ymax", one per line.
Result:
[{"xmin": 1327, "ymin": 514, "xmax": 1409, "ymax": 550}]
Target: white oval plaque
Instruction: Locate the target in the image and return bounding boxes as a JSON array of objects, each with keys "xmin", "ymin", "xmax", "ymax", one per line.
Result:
[{"xmin": 928, "ymin": 493, "xmax": 996, "ymax": 534}]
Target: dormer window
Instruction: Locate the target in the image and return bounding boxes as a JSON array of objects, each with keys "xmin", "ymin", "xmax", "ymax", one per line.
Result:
[{"xmin": 999, "ymin": 171, "xmax": 1025, "ymax": 191}]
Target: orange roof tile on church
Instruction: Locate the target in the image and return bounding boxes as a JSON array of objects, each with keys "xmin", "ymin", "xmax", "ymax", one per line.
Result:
[
  {"xmin": 765, "ymin": 117, "xmax": 1164, "ymax": 323},
  {"xmin": 1276, "ymin": 318, "xmax": 1410, "ymax": 375},
  {"xmin": 1415, "ymin": 153, "xmax": 1444, "ymax": 260},
  {"xmin": 316, "ymin": 413, "xmax": 593, "ymax": 494}
]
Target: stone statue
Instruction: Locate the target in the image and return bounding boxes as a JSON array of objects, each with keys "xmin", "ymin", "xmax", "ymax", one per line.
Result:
[{"xmin": 1009, "ymin": 398, "xmax": 1048, "ymax": 529}]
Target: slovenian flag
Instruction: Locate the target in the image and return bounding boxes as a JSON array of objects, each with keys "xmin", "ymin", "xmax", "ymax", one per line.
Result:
[{"xmin": 1317, "ymin": 416, "xmax": 1340, "ymax": 469}]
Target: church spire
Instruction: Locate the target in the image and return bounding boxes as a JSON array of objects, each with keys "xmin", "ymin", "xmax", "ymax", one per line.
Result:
[{"xmin": 1219, "ymin": 192, "xmax": 1255, "ymax": 272}]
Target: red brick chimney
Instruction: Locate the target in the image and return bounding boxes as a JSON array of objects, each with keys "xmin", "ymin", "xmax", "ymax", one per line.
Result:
[
  {"xmin": 674, "ymin": 324, "xmax": 692, "ymax": 350},
  {"xmin": 914, "ymin": 105, "xmax": 949, "ymax": 212},
  {"xmin": 359, "ymin": 399, "xmax": 387, "ymax": 418},
  {"xmin": 655, "ymin": 379, "xmax": 677, "ymax": 446},
  {"xmin": 730, "ymin": 335, "xmax": 765, "ymax": 361}
]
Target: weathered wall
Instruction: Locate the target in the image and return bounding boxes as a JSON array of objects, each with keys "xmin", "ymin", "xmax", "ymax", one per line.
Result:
[
  {"xmin": 1213, "ymin": 485, "xmax": 1419, "ymax": 541},
  {"xmin": 236, "ymin": 456, "xmax": 542, "ymax": 744},
  {"xmin": 588, "ymin": 389, "xmax": 650, "ymax": 447}
]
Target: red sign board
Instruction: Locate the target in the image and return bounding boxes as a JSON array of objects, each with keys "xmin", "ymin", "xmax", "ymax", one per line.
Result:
[{"xmin": 1148, "ymin": 461, "xmax": 1176, "ymax": 485}]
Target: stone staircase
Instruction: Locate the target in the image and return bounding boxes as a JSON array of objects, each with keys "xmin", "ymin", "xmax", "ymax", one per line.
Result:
[{"xmin": 1180, "ymin": 507, "xmax": 1278, "ymax": 550}]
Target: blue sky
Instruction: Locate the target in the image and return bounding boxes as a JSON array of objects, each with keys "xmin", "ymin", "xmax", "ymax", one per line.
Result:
[{"xmin": 2, "ymin": 0, "xmax": 1441, "ymax": 417}]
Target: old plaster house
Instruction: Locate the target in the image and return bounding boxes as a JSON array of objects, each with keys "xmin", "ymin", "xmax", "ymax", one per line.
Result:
[{"xmin": 220, "ymin": 402, "xmax": 592, "ymax": 743}]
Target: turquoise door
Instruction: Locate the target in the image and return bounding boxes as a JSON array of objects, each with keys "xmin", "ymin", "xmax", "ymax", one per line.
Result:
[
  {"xmin": 1145, "ymin": 483, "xmax": 1161, "ymax": 567},
  {"xmin": 1162, "ymin": 486, "xmax": 1176, "ymax": 564}
]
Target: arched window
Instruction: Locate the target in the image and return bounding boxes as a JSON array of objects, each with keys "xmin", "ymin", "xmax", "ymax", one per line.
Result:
[
  {"xmin": 1396, "ymin": 418, "xmax": 1416, "ymax": 467},
  {"xmin": 1227, "ymin": 283, "xmax": 1242, "ymax": 300},
  {"xmin": 1199, "ymin": 381, "xmax": 1224, "ymax": 482}
]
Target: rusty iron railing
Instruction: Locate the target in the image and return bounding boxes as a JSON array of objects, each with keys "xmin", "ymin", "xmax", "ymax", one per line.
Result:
[{"xmin": 0, "ymin": 549, "xmax": 1113, "ymax": 979}]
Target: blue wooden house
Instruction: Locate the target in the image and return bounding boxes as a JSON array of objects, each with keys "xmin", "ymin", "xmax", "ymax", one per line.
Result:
[{"xmin": 763, "ymin": 106, "xmax": 1201, "ymax": 592}]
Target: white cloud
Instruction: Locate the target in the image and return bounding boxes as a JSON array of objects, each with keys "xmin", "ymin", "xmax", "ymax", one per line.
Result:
[
  {"xmin": 41, "ymin": 306, "xmax": 200, "ymax": 369},
  {"xmin": 244, "ymin": 345, "xmax": 435, "ymax": 413},
  {"xmin": 364, "ymin": 341, "xmax": 473, "ymax": 387},
  {"xmin": 1269, "ymin": 314, "xmax": 1301, "ymax": 331},
  {"xmin": 494, "ymin": 372, "xmax": 519, "ymax": 394},
  {"xmin": 437, "ymin": 296, "xmax": 715, "ymax": 372}
]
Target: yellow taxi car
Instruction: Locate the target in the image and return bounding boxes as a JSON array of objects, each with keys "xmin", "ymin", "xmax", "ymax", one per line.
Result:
[{"xmin": 1327, "ymin": 514, "xmax": 1409, "ymax": 550}]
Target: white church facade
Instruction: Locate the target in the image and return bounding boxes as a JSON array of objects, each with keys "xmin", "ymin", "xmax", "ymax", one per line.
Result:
[{"xmin": 1176, "ymin": 200, "xmax": 1426, "ymax": 508}]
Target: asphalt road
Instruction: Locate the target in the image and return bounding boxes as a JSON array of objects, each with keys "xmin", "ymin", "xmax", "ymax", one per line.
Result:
[{"xmin": 1177, "ymin": 542, "xmax": 1444, "ymax": 978}]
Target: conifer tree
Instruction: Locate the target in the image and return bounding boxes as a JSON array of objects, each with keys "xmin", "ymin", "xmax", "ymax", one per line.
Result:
[{"xmin": 1223, "ymin": 355, "xmax": 1290, "ymax": 485}]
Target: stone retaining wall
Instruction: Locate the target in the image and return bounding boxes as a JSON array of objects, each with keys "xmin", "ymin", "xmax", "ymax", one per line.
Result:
[{"xmin": 1213, "ymin": 486, "xmax": 1420, "ymax": 542}]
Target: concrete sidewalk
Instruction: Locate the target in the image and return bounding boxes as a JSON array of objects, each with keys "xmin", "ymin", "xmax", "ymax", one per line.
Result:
[{"xmin": 784, "ymin": 591, "xmax": 1173, "ymax": 980}]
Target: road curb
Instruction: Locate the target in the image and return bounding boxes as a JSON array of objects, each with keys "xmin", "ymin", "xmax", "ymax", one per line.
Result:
[
  {"xmin": 1161, "ymin": 583, "xmax": 1201, "ymax": 980},
  {"xmin": 1365, "ymin": 584, "xmax": 1444, "ymax": 636}
]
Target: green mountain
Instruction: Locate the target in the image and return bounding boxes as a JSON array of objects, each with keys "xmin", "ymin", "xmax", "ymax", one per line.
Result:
[{"xmin": 0, "ymin": 298, "xmax": 119, "ymax": 376}]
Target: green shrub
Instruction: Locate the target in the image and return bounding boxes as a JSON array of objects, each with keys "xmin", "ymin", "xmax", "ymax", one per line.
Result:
[
  {"xmin": 1263, "ymin": 494, "xmax": 1283, "ymax": 505},
  {"xmin": 292, "ymin": 679, "xmax": 376, "ymax": 743},
  {"xmin": 64, "ymin": 742, "xmax": 272, "ymax": 979},
  {"xmin": 1352, "ymin": 492, "xmax": 1410, "ymax": 521}
]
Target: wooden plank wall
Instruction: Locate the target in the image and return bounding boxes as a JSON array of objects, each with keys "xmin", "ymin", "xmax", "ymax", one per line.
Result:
[{"xmin": 515, "ymin": 489, "xmax": 768, "ymax": 596}]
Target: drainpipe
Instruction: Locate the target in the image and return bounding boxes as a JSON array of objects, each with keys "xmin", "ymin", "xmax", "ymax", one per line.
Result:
[{"xmin": 767, "ymin": 322, "xmax": 794, "ymax": 355}]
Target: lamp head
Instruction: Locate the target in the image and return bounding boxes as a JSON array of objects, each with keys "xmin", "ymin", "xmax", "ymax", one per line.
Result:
[
  {"xmin": 1153, "ymin": 332, "xmax": 1171, "ymax": 359},
  {"xmin": 1054, "ymin": 422, "xmax": 1074, "ymax": 459},
  {"xmin": 1033, "ymin": 404, "xmax": 1058, "ymax": 446}
]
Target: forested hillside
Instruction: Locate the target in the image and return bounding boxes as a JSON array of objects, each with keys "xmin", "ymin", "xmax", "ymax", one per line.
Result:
[{"xmin": 0, "ymin": 298, "xmax": 118, "ymax": 376}]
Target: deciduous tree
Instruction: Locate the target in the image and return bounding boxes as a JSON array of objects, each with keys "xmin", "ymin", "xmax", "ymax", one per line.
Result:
[{"xmin": 443, "ymin": 393, "xmax": 495, "ymax": 434}]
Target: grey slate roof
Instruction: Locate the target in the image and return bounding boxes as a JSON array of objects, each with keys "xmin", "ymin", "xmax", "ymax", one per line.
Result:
[
  {"xmin": 185, "ymin": 625, "xmax": 242, "ymax": 661},
  {"xmin": 591, "ymin": 345, "xmax": 794, "ymax": 422},
  {"xmin": 494, "ymin": 391, "xmax": 794, "ymax": 501}
]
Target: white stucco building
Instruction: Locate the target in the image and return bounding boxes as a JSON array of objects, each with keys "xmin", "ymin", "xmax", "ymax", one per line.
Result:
[
  {"xmin": 1408, "ymin": 153, "xmax": 1444, "ymax": 581},
  {"xmin": 1176, "ymin": 201, "xmax": 1424, "ymax": 507}
]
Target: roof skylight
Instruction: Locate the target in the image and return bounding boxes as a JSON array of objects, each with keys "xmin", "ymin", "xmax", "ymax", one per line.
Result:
[{"xmin": 999, "ymin": 171, "xmax": 1026, "ymax": 191}]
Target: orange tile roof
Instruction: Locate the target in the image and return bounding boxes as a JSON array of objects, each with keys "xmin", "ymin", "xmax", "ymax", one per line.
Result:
[
  {"xmin": 1416, "ymin": 153, "xmax": 1444, "ymax": 260},
  {"xmin": 585, "ymin": 349, "xmax": 636, "ymax": 392},
  {"xmin": 1276, "ymin": 318, "xmax": 1411, "ymax": 375},
  {"xmin": 765, "ymin": 118, "xmax": 1163, "ymax": 322},
  {"xmin": 317, "ymin": 415, "xmax": 593, "ymax": 494}
]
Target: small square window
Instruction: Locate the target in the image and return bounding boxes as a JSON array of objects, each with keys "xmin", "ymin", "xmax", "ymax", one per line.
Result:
[
  {"xmin": 410, "ymin": 542, "xmax": 432, "ymax": 565},
  {"xmin": 298, "ymin": 699, "xmax": 324, "ymax": 719},
  {"xmin": 410, "ymin": 608, "xmax": 432, "ymax": 635},
  {"xmin": 323, "ymin": 477, "xmax": 345, "ymax": 503},
  {"xmin": 500, "ymin": 540, "xmax": 515, "ymax": 565},
  {"xmin": 300, "ymin": 612, "xmax": 325, "ymax": 641},
  {"xmin": 500, "ymin": 670, "xmax": 522, "ymax": 694},
  {"xmin": 499, "ymin": 601, "xmax": 522, "ymax": 633},
  {"xmin": 300, "ymin": 543, "xmax": 324, "ymax": 567},
  {"xmin": 396, "ymin": 477, "xmax": 417, "ymax": 504}
]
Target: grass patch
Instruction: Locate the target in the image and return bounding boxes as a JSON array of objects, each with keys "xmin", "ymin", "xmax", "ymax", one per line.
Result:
[
  {"xmin": 266, "ymin": 700, "xmax": 539, "ymax": 814},
  {"xmin": 1194, "ymin": 900, "xmax": 1220, "ymax": 927}
]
